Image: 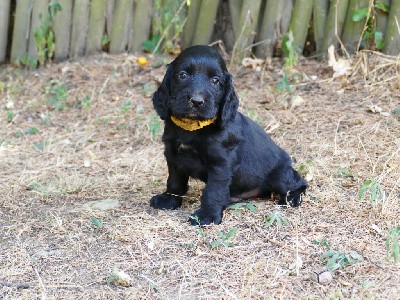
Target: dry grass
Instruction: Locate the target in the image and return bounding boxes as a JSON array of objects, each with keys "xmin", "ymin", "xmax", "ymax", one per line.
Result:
[{"xmin": 0, "ymin": 52, "xmax": 399, "ymax": 299}]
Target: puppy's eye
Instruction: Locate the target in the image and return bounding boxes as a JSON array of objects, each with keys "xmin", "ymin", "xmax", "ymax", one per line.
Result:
[
  {"xmin": 178, "ymin": 71, "xmax": 188, "ymax": 80},
  {"xmin": 211, "ymin": 77, "xmax": 220, "ymax": 85}
]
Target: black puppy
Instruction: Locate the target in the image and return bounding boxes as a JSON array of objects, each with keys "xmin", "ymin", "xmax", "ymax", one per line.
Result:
[{"xmin": 151, "ymin": 45, "xmax": 307, "ymax": 225}]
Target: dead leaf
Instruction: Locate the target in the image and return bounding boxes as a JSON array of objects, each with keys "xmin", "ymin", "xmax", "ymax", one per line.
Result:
[{"xmin": 327, "ymin": 45, "xmax": 352, "ymax": 78}]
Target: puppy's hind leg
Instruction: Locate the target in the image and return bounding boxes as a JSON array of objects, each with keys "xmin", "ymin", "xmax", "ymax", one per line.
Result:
[{"xmin": 269, "ymin": 166, "xmax": 307, "ymax": 207}]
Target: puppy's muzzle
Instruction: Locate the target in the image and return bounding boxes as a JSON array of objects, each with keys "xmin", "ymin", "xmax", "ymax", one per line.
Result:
[{"xmin": 189, "ymin": 94, "xmax": 205, "ymax": 107}]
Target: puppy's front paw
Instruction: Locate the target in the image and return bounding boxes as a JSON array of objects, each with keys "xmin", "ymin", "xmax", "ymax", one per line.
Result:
[
  {"xmin": 150, "ymin": 193, "xmax": 182, "ymax": 210},
  {"xmin": 189, "ymin": 208, "xmax": 223, "ymax": 226}
]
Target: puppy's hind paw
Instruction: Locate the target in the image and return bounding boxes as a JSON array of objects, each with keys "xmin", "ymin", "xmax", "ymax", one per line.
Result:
[
  {"xmin": 279, "ymin": 188, "xmax": 306, "ymax": 207},
  {"xmin": 150, "ymin": 193, "xmax": 182, "ymax": 210},
  {"xmin": 189, "ymin": 208, "xmax": 223, "ymax": 226}
]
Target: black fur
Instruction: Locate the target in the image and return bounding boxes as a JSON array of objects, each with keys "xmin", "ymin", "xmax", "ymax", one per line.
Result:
[{"xmin": 151, "ymin": 45, "xmax": 307, "ymax": 225}]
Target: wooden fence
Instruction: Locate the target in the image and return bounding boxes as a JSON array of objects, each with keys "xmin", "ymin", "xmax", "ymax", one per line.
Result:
[{"xmin": 0, "ymin": 0, "xmax": 399, "ymax": 65}]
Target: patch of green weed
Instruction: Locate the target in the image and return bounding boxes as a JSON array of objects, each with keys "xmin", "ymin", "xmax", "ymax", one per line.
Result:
[
  {"xmin": 386, "ymin": 226, "xmax": 400, "ymax": 263},
  {"xmin": 265, "ymin": 210, "xmax": 289, "ymax": 228},
  {"xmin": 44, "ymin": 79, "xmax": 68, "ymax": 110}
]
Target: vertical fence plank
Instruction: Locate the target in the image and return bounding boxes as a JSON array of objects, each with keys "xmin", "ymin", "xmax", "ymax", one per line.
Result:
[
  {"xmin": 28, "ymin": 0, "xmax": 49, "ymax": 59},
  {"xmin": 341, "ymin": 0, "xmax": 369, "ymax": 54},
  {"xmin": 232, "ymin": 0, "xmax": 262, "ymax": 60},
  {"xmin": 11, "ymin": 0, "xmax": 33, "ymax": 62},
  {"xmin": 86, "ymin": 0, "xmax": 107, "ymax": 54},
  {"xmin": 321, "ymin": 0, "xmax": 350, "ymax": 58},
  {"xmin": 383, "ymin": 0, "xmax": 400, "ymax": 55},
  {"xmin": 0, "ymin": 0, "xmax": 11, "ymax": 63},
  {"xmin": 313, "ymin": 0, "xmax": 330, "ymax": 59},
  {"xmin": 70, "ymin": 0, "xmax": 90, "ymax": 58},
  {"xmin": 288, "ymin": 0, "xmax": 314, "ymax": 54},
  {"xmin": 228, "ymin": 0, "xmax": 242, "ymax": 39},
  {"xmin": 110, "ymin": 0, "xmax": 133, "ymax": 53},
  {"xmin": 183, "ymin": 0, "xmax": 202, "ymax": 49},
  {"xmin": 130, "ymin": 0, "xmax": 153, "ymax": 52},
  {"xmin": 192, "ymin": 0, "xmax": 221, "ymax": 45},
  {"xmin": 106, "ymin": 0, "xmax": 115, "ymax": 36},
  {"xmin": 255, "ymin": 0, "xmax": 284, "ymax": 58},
  {"xmin": 376, "ymin": 0, "xmax": 391, "ymax": 36},
  {"xmin": 53, "ymin": 0, "xmax": 73, "ymax": 61}
]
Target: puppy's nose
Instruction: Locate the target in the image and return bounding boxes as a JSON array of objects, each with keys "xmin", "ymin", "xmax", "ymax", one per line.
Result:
[{"xmin": 190, "ymin": 95, "xmax": 205, "ymax": 107}]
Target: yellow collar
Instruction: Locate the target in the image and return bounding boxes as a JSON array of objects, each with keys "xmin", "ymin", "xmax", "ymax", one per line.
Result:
[{"xmin": 171, "ymin": 116, "xmax": 217, "ymax": 131}]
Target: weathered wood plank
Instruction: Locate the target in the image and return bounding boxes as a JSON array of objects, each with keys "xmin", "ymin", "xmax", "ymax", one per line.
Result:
[
  {"xmin": 183, "ymin": 0, "xmax": 202, "ymax": 49},
  {"xmin": 110, "ymin": 0, "xmax": 134, "ymax": 53},
  {"xmin": 11, "ymin": 0, "xmax": 33, "ymax": 62},
  {"xmin": 192, "ymin": 0, "xmax": 221, "ymax": 45},
  {"xmin": 86, "ymin": 0, "xmax": 107, "ymax": 54},
  {"xmin": 28, "ymin": 0, "xmax": 49, "ymax": 59},
  {"xmin": 70, "ymin": 0, "xmax": 90, "ymax": 58},
  {"xmin": 53, "ymin": 0, "xmax": 73, "ymax": 61},
  {"xmin": 0, "ymin": 0, "xmax": 11, "ymax": 62},
  {"xmin": 255, "ymin": 0, "xmax": 284, "ymax": 58},
  {"xmin": 383, "ymin": 0, "xmax": 400, "ymax": 55},
  {"xmin": 130, "ymin": 0, "xmax": 153, "ymax": 52}
]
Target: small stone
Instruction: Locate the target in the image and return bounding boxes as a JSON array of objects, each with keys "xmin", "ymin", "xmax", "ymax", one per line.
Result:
[
  {"xmin": 84, "ymin": 199, "xmax": 120, "ymax": 211},
  {"xmin": 6, "ymin": 100, "xmax": 14, "ymax": 110},
  {"xmin": 311, "ymin": 267, "xmax": 333, "ymax": 285}
]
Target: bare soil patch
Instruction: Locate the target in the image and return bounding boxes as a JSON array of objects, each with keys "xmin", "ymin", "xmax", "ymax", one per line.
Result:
[{"xmin": 0, "ymin": 53, "xmax": 399, "ymax": 299}]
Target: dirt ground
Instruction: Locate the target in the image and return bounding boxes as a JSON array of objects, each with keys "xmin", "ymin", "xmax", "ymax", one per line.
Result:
[{"xmin": 0, "ymin": 52, "xmax": 399, "ymax": 300}]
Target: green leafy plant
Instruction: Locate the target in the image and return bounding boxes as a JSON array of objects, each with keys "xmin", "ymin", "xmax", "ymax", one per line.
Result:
[
  {"xmin": 81, "ymin": 95, "xmax": 92, "ymax": 109},
  {"xmin": 316, "ymin": 238, "xmax": 363, "ymax": 272},
  {"xmin": 352, "ymin": 1, "xmax": 390, "ymax": 50},
  {"xmin": 120, "ymin": 99, "xmax": 132, "ymax": 114},
  {"xmin": 228, "ymin": 202, "xmax": 257, "ymax": 213},
  {"xmin": 321, "ymin": 249, "xmax": 363, "ymax": 273},
  {"xmin": 145, "ymin": 0, "xmax": 187, "ymax": 53},
  {"xmin": 149, "ymin": 115, "xmax": 161, "ymax": 139},
  {"xmin": 90, "ymin": 217, "xmax": 104, "ymax": 228},
  {"xmin": 275, "ymin": 73, "xmax": 294, "ymax": 94},
  {"xmin": 7, "ymin": 111, "xmax": 14, "ymax": 123},
  {"xmin": 386, "ymin": 226, "xmax": 400, "ymax": 263},
  {"xmin": 337, "ymin": 167, "xmax": 354, "ymax": 179},
  {"xmin": 15, "ymin": 54, "xmax": 38, "ymax": 69},
  {"xmin": 101, "ymin": 34, "xmax": 111, "ymax": 46},
  {"xmin": 25, "ymin": 127, "xmax": 39, "ymax": 135},
  {"xmin": 358, "ymin": 179, "xmax": 383, "ymax": 202},
  {"xmin": 45, "ymin": 80, "xmax": 68, "ymax": 110},
  {"xmin": 210, "ymin": 228, "xmax": 238, "ymax": 248},
  {"xmin": 265, "ymin": 210, "xmax": 289, "ymax": 228},
  {"xmin": 282, "ymin": 30, "xmax": 300, "ymax": 69},
  {"xmin": 34, "ymin": 0, "xmax": 62, "ymax": 65},
  {"xmin": 313, "ymin": 238, "xmax": 332, "ymax": 249},
  {"xmin": 297, "ymin": 159, "xmax": 313, "ymax": 175}
]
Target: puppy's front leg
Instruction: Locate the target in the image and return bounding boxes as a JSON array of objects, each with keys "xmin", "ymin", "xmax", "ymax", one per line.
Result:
[
  {"xmin": 190, "ymin": 173, "xmax": 232, "ymax": 226},
  {"xmin": 150, "ymin": 165, "xmax": 188, "ymax": 210}
]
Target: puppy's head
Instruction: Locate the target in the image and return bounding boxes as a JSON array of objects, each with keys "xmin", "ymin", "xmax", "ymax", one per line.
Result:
[{"xmin": 152, "ymin": 45, "xmax": 239, "ymax": 128}]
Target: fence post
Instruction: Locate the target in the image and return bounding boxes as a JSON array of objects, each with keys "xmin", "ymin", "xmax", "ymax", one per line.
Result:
[
  {"xmin": 255, "ymin": 0, "xmax": 284, "ymax": 58},
  {"xmin": 86, "ymin": 0, "xmax": 107, "ymax": 54},
  {"xmin": 383, "ymin": 0, "xmax": 400, "ymax": 55},
  {"xmin": 130, "ymin": 0, "xmax": 153, "ymax": 52},
  {"xmin": 183, "ymin": 0, "xmax": 202, "ymax": 49},
  {"xmin": 110, "ymin": 0, "xmax": 134, "ymax": 53},
  {"xmin": 0, "ymin": 0, "xmax": 11, "ymax": 63},
  {"xmin": 53, "ymin": 0, "xmax": 73, "ymax": 61},
  {"xmin": 70, "ymin": 0, "xmax": 90, "ymax": 58},
  {"xmin": 11, "ymin": 0, "xmax": 34, "ymax": 62},
  {"xmin": 192, "ymin": 0, "xmax": 221, "ymax": 45}
]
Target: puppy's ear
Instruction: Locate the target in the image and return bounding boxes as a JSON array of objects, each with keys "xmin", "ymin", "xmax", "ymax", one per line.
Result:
[
  {"xmin": 152, "ymin": 65, "xmax": 172, "ymax": 120},
  {"xmin": 219, "ymin": 73, "xmax": 239, "ymax": 128}
]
